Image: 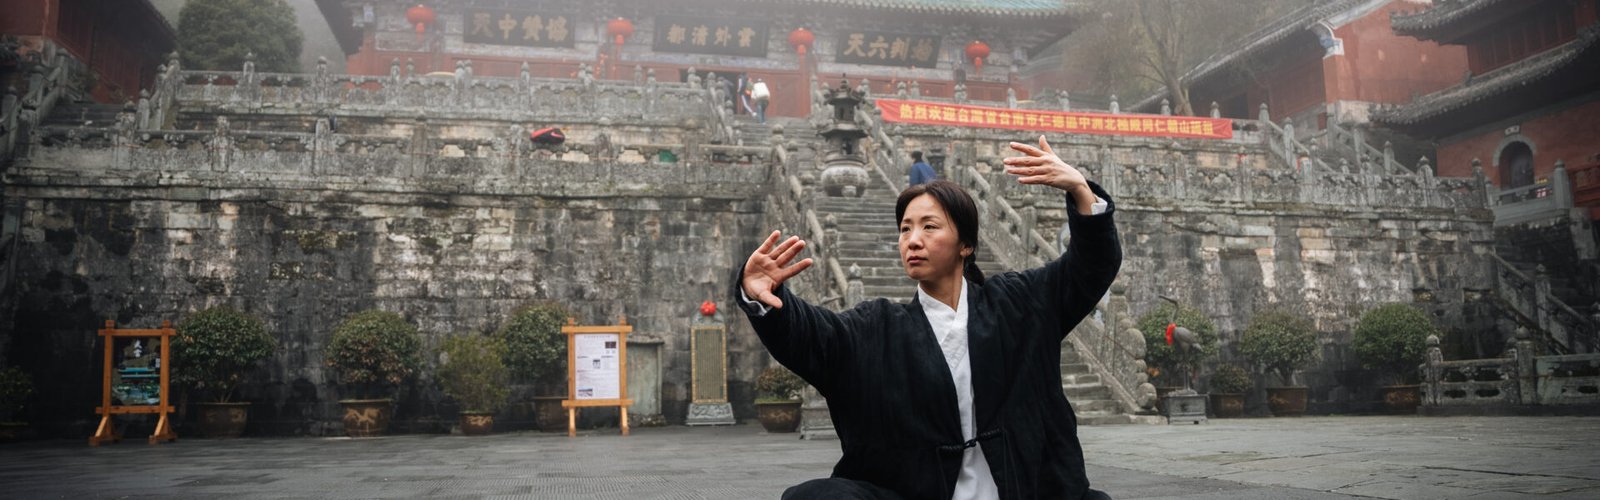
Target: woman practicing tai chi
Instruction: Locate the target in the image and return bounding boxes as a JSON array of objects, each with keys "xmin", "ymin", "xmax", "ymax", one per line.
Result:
[{"xmin": 734, "ymin": 136, "xmax": 1121, "ymax": 500}]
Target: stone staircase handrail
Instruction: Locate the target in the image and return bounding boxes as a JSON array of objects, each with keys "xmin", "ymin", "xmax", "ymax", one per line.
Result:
[
  {"xmin": 1486, "ymin": 252, "xmax": 1598, "ymax": 353},
  {"xmin": 770, "ymin": 145, "xmax": 849, "ymax": 302},
  {"xmin": 2, "ymin": 41, "xmax": 73, "ymax": 168}
]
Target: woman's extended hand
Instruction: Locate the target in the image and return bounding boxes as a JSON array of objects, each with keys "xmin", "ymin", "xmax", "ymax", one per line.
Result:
[
  {"xmin": 742, "ymin": 230, "xmax": 814, "ymax": 309},
  {"xmin": 1004, "ymin": 135, "xmax": 1097, "ymax": 214}
]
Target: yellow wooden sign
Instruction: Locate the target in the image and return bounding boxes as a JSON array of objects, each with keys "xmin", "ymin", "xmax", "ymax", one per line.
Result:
[
  {"xmin": 90, "ymin": 320, "xmax": 177, "ymax": 446},
  {"xmin": 561, "ymin": 316, "xmax": 633, "ymax": 437}
]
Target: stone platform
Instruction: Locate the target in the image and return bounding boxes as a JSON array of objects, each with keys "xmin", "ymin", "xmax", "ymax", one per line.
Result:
[{"xmin": 2, "ymin": 416, "xmax": 1597, "ymax": 498}]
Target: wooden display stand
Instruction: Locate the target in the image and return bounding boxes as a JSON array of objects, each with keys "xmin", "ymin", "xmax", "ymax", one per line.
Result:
[
  {"xmin": 560, "ymin": 317, "xmax": 632, "ymax": 437},
  {"xmin": 90, "ymin": 320, "xmax": 177, "ymax": 446}
]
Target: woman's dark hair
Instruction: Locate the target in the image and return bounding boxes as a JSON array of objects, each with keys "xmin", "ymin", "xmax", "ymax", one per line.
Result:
[
  {"xmin": 911, "ymin": 150, "xmax": 924, "ymax": 162},
  {"xmin": 895, "ymin": 179, "xmax": 984, "ymax": 285}
]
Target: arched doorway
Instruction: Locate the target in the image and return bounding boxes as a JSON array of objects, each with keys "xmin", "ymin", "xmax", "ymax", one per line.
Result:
[{"xmin": 1499, "ymin": 141, "xmax": 1535, "ymax": 188}]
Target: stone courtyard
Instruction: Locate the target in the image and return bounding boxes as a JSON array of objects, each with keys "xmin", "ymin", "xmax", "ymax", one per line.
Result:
[{"xmin": 2, "ymin": 416, "xmax": 1596, "ymax": 499}]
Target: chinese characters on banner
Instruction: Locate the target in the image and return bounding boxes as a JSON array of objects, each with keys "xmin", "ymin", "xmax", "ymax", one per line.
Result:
[
  {"xmin": 835, "ymin": 32, "xmax": 940, "ymax": 69},
  {"xmin": 463, "ymin": 9, "xmax": 576, "ymax": 48},
  {"xmin": 875, "ymin": 99, "xmax": 1234, "ymax": 139},
  {"xmin": 653, "ymin": 15, "xmax": 769, "ymax": 57}
]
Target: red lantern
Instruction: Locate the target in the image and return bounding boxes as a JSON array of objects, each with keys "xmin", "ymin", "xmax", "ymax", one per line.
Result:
[
  {"xmin": 965, "ymin": 40, "xmax": 990, "ymax": 74},
  {"xmin": 607, "ymin": 17, "xmax": 635, "ymax": 47},
  {"xmin": 405, "ymin": 4, "xmax": 435, "ymax": 42},
  {"xmin": 788, "ymin": 27, "xmax": 815, "ymax": 55},
  {"xmin": 699, "ymin": 300, "xmax": 717, "ymax": 317}
]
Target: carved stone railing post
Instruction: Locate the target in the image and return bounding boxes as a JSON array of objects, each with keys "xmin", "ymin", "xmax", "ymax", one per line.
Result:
[
  {"xmin": 1423, "ymin": 334, "xmax": 1442, "ymax": 406},
  {"xmin": 846, "ymin": 264, "xmax": 865, "ymax": 308},
  {"xmin": 1535, "ymin": 265, "xmax": 1554, "ymax": 336},
  {"xmin": 1515, "ymin": 331, "xmax": 1537, "ymax": 404},
  {"xmin": 1021, "ymin": 198, "xmax": 1037, "ymax": 255}
]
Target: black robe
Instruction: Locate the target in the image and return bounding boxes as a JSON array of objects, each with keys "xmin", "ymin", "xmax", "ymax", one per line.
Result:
[{"xmin": 735, "ymin": 182, "xmax": 1122, "ymax": 500}]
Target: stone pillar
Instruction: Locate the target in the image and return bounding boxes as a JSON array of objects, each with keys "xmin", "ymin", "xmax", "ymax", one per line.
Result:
[
  {"xmin": 1423, "ymin": 335, "xmax": 1442, "ymax": 407},
  {"xmin": 1021, "ymin": 198, "xmax": 1037, "ymax": 255},
  {"xmin": 1534, "ymin": 265, "xmax": 1554, "ymax": 340},
  {"xmin": 1552, "ymin": 160, "xmax": 1573, "ymax": 209},
  {"xmin": 627, "ymin": 337, "xmax": 665, "ymax": 426},
  {"xmin": 1515, "ymin": 331, "xmax": 1537, "ymax": 405}
]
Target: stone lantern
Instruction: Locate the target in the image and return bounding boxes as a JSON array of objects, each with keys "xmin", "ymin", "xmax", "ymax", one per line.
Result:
[{"xmin": 819, "ymin": 80, "xmax": 870, "ymax": 197}]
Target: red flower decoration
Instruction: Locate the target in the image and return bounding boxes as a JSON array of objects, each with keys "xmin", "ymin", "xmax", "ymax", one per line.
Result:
[
  {"xmin": 1165, "ymin": 323, "xmax": 1175, "ymax": 346},
  {"xmin": 700, "ymin": 300, "xmax": 717, "ymax": 317}
]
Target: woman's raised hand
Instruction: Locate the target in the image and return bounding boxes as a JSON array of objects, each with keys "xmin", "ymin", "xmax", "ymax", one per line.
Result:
[
  {"xmin": 741, "ymin": 230, "xmax": 814, "ymax": 309},
  {"xmin": 1004, "ymin": 135, "xmax": 1097, "ymax": 214}
]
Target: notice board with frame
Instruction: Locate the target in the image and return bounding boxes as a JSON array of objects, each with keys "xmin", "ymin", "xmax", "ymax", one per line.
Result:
[
  {"xmin": 561, "ymin": 317, "xmax": 633, "ymax": 437},
  {"xmin": 90, "ymin": 320, "xmax": 177, "ymax": 446}
]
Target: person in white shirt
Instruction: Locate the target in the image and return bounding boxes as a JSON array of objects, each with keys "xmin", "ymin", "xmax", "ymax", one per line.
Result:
[
  {"xmin": 736, "ymin": 136, "xmax": 1119, "ymax": 499},
  {"xmin": 751, "ymin": 78, "xmax": 771, "ymax": 124}
]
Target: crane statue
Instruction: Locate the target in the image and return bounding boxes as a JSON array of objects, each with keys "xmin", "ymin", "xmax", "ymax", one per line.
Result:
[{"xmin": 1159, "ymin": 296, "xmax": 1200, "ymax": 392}]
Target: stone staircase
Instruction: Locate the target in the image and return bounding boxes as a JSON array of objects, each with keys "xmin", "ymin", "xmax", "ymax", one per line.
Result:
[
  {"xmin": 730, "ymin": 114, "xmax": 811, "ymax": 147},
  {"xmin": 39, "ymin": 101, "xmax": 122, "ymax": 128},
  {"xmin": 1063, "ymin": 340, "xmax": 1161, "ymax": 425}
]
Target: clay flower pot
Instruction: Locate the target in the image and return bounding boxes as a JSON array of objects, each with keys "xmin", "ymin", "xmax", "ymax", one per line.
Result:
[
  {"xmin": 1265, "ymin": 387, "xmax": 1308, "ymax": 417},
  {"xmin": 197, "ymin": 402, "xmax": 252, "ymax": 438},
  {"xmin": 339, "ymin": 399, "xmax": 393, "ymax": 437},
  {"xmin": 1209, "ymin": 393, "xmax": 1245, "ymax": 418},
  {"xmin": 755, "ymin": 400, "xmax": 801, "ymax": 433},
  {"xmin": 459, "ymin": 412, "xmax": 494, "ymax": 436},
  {"xmin": 1380, "ymin": 384, "xmax": 1422, "ymax": 415}
]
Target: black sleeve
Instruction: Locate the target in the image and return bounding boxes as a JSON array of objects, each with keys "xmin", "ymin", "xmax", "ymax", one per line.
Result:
[
  {"xmin": 730, "ymin": 269, "xmax": 868, "ymax": 397},
  {"xmin": 1013, "ymin": 181, "xmax": 1123, "ymax": 341}
]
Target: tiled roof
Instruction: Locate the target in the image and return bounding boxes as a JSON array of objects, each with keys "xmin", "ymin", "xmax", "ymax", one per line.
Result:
[
  {"xmin": 1372, "ymin": 25, "xmax": 1600, "ymax": 127},
  {"xmin": 1389, "ymin": 0, "xmax": 1517, "ymax": 39},
  {"xmin": 1131, "ymin": 0, "xmax": 1361, "ymax": 111},
  {"xmin": 740, "ymin": 0, "xmax": 1082, "ymax": 17}
]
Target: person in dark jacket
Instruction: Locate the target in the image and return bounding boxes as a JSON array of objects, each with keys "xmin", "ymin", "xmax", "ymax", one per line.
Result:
[
  {"xmin": 735, "ymin": 136, "xmax": 1119, "ymax": 500},
  {"xmin": 909, "ymin": 150, "xmax": 938, "ymax": 186}
]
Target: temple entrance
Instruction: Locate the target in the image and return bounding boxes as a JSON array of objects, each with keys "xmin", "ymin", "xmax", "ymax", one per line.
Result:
[{"xmin": 1499, "ymin": 141, "xmax": 1535, "ymax": 188}]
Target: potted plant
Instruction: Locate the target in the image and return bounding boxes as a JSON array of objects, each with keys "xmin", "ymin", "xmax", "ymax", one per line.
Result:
[
  {"xmin": 1353, "ymin": 303, "xmax": 1436, "ymax": 414},
  {"xmin": 497, "ymin": 303, "xmax": 570, "ymax": 431},
  {"xmin": 173, "ymin": 306, "xmax": 277, "ymax": 438},
  {"xmin": 0, "ymin": 366, "xmax": 32, "ymax": 441},
  {"xmin": 755, "ymin": 364, "xmax": 806, "ymax": 433},
  {"xmin": 1135, "ymin": 301, "xmax": 1218, "ymax": 407},
  {"xmin": 436, "ymin": 334, "xmax": 511, "ymax": 435},
  {"xmin": 1239, "ymin": 309, "xmax": 1319, "ymax": 417},
  {"xmin": 1207, "ymin": 364, "xmax": 1252, "ymax": 418},
  {"xmin": 326, "ymin": 310, "xmax": 422, "ymax": 437}
]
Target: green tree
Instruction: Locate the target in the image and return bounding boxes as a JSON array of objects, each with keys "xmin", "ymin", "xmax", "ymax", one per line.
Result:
[
  {"xmin": 1352, "ymin": 303, "xmax": 1437, "ymax": 384},
  {"xmin": 177, "ymin": 0, "xmax": 304, "ymax": 73},
  {"xmin": 1239, "ymin": 309, "xmax": 1319, "ymax": 386},
  {"xmin": 1134, "ymin": 301, "xmax": 1218, "ymax": 386},
  {"xmin": 173, "ymin": 306, "xmax": 277, "ymax": 402}
]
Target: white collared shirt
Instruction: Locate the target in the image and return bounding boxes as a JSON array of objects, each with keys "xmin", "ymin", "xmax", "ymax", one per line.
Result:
[{"xmin": 918, "ymin": 279, "xmax": 1000, "ymax": 500}]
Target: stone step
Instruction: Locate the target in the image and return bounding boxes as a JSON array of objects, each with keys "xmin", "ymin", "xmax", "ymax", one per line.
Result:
[
  {"xmin": 1075, "ymin": 412, "xmax": 1165, "ymax": 426},
  {"xmin": 1062, "ymin": 363, "xmax": 1091, "ymax": 374},
  {"xmin": 1062, "ymin": 373, "xmax": 1100, "ymax": 386},
  {"xmin": 1063, "ymin": 383, "xmax": 1112, "ymax": 400},
  {"xmin": 1069, "ymin": 399, "xmax": 1121, "ymax": 414}
]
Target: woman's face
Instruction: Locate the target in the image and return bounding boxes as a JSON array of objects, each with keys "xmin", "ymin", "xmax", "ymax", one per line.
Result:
[{"xmin": 898, "ymin": 194, "xmax": 970, "ymax": 283}]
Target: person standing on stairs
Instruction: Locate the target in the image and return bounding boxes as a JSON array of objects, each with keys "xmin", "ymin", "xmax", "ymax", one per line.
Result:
[
  {"xmin": 734, "ymin": 136, "xmax": 1120, "ymax": 500},
  {"xmin": 910, "ymin": 150, "xmax": 938, "ymax": 186},
  {"xmin": 751, "ymin": 78, "xmax": 771, "ymax": 124}
]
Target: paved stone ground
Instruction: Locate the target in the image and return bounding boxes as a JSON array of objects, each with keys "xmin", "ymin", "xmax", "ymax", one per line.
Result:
[{"xmin": 0, "ymin": 416, "xmax": 1595, "ymax": 499}]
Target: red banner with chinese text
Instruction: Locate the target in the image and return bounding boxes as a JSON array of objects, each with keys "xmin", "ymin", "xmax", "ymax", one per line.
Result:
[{"xmin": 875, "ymin": 99, "xmax": 1232, "ymax": 139}]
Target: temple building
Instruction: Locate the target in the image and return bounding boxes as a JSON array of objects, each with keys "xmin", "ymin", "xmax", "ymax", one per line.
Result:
[
  {"xmin": 0, "ymin": 0, "xmax": 176, "ymax": 103},
  {"xmin": 1375, "ymin": 0, "xmax": 1600, "ymax": 204},
  {"xmin": 315, "ymin": 0, "xmax": 1084, "ymax": 117},
  {"xmin": 1130, "ymin": 0, "xmax": 1468, "ymax": 136}
]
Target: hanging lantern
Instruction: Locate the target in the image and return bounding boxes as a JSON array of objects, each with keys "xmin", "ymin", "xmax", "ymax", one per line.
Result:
[
  {"xmin": 607, "ymin": 17, "xmax": 635, "ymax": 47},
  {"xmin": 699, "ymin": 300, "xmax": 718, "ymax": 317},
  {"xmin": 965, "ymin": 40, "xmax": 990, "ymax": 74},
  {"xmin": 788, "ymin": 27, "xmax": 815, "ymax": 55},
  {"xmin": 405, "ymin": 4, "xmax": 436, "ymax": 42}
]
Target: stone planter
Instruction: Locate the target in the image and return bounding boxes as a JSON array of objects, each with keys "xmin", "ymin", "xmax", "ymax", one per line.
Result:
[
  {"xmin": 1266, "ymin": 387, "xmax": 1308, "ymax": 417},
  {"xmin": 459, "ymin": 412, "xmax": 494, "ymax": 436},
  {"xmin": 1209, "ymin": 393, "xmax": 1245, "ymax": 418},
  {"xmin": 197, "ymin": 402, "xmax": 251, "ymax": 438},
  {"xmin": 1154, "ymin": 386, "xmax": 1183, "ymax": 413},
  {"xmin": 339, "ymin": 399, "xmax": 393, "ymax": 437},
  {"xmin": 1164, "ymin": 391, "xmax": 1207, "ymax": 424},
  {"xmin": 532, "ymin": 396, "xmax": 567, "ymax": 432},
  {"xmin": 756, "ymin": 400, "xmax": 801, "ymax": 433},
  {"xmin": 1380, "ymin": 384, "xmax": 1422, "ymax": 415}
]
